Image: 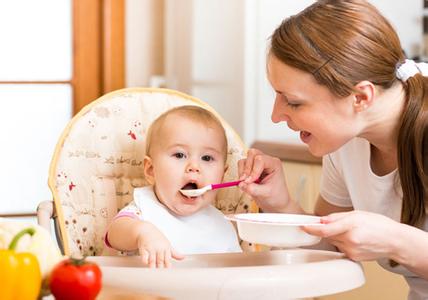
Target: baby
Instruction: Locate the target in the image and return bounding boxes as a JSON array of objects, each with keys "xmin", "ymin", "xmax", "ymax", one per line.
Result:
[{"xmin": 106, "ymin": 105, "xmax": 241, "ymax": 268}]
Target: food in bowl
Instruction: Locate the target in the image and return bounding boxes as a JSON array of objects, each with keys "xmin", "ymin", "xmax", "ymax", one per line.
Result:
[{"xmin": 226, "ymin": 213, "xmax": 323, "ymax": 248}]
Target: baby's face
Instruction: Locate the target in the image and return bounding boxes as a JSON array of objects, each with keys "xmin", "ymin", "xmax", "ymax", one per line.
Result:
[{"xmin": 145, "ymin": 114, "xmax": 227, "ymax": 216}]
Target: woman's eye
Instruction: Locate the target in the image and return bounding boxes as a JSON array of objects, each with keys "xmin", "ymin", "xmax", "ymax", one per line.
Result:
[
  {"xmin": 278, "ymin": 93, "xmax": 300, "ymax": 109},
  {"xmin": 173, "ymin": 152, "xmax": 185, "ymax": 159},
  {"xmin": 201, "ymin": 155, "xmax": 214, "ymax": 162},
  {"xmin": 287, "ymin": 102, "xmax": 300, "ymax": 109}
]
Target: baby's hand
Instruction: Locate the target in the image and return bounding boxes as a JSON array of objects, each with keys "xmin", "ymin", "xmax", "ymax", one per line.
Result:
[{"xmin": 137, "ymin": 222, "xmax": 184, "ymax": 268}]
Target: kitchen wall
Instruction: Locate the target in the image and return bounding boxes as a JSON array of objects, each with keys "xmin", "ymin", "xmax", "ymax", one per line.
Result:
[
  {"xmin": 125, "ymin": 0, "xmax": 164, "ymax": 87},
  {"xmin": 254, "ymin": 0, "xmax": 422, "ymax": 144},
  {"xmin": 126, "ymin": 0, "xmax": 423, "ymax": 145}
]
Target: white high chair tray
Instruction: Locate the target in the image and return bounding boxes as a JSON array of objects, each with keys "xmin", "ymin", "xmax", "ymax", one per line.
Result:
[{"xmin": 89, "ymin": 249, "xmax": 365, "ymax": 300}]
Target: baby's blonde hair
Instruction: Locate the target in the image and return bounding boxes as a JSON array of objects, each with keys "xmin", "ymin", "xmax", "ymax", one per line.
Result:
[{"xmin": 145, "ymin": 105, "xmax": 228, "ymax": 161}]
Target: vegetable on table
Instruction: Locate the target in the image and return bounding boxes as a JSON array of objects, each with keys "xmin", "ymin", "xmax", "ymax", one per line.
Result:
[
  {"xmin": 49, "ymin": 257, "xmax": 102, "ymax": 300},
  {"xmin": 0, "ymin": 227, "xmax": 42, "ymax": 300},
  {"xmin": 0, "ymin": 219, "xmax": 63, "ymax": 279}
]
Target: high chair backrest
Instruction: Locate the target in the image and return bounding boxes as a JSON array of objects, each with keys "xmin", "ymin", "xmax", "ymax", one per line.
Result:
[{"xmin": 48, "ymin": 88, "xmax": 258, "ymax": 257}]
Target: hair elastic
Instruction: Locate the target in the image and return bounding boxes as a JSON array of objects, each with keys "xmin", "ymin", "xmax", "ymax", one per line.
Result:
[{"xmin": 396, "ymin": 59, "xmax": 428, "ymax": 82}]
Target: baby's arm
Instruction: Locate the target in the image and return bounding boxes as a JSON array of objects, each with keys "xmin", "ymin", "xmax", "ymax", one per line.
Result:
[{"xmin": 107, "ymin": 217, "xmax": 184, "ymax": 268}]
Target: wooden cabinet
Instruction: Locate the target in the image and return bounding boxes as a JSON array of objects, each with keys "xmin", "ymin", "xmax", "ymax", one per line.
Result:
[{"xmin": 281, "ymin": 160, "xmax": 321, "ymax": 214}]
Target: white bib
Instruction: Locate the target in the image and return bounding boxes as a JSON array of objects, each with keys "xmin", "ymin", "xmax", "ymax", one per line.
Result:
[{"xmin": 133, "ymin": 186, "xmax": 242, "ymax": 255}]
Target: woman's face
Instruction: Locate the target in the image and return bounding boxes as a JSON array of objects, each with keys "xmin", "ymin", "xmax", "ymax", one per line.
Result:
[{"xmin": 267, "ymin": 55, "xmax": 361, "ymax": 157}]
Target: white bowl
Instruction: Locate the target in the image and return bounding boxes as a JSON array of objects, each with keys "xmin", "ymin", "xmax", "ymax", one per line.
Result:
[{"xmin": 226, "ymin": 213, "xmax": 323, "ymax": 248}]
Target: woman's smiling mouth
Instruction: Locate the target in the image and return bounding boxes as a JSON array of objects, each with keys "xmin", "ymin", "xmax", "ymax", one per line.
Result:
[{"xmin": 300, "ymin": 131, "xmax": 312, "ymax": 143}]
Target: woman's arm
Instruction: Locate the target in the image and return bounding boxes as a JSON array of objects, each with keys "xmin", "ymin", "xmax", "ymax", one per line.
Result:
[
  {"xmin": 304, "ymin": 210, "xmax": 428, "ymax": 280},
  {"xmin": 392, "ymin": 223, "xmax": 428, "ymax": 280}
]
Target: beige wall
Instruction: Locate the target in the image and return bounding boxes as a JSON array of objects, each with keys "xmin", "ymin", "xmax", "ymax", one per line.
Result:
[
  {"xmin": 125, "ymin": 0, "xmax": 164, "ymax": 87},
  {"xmin": 125, "ymin": 0, "xmax": 423, "ymax": 145}
]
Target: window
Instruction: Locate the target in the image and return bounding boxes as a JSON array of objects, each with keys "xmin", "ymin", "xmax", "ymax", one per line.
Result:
[{"xmin": 0, "ymin": 0, "xmax": 124, "ymax": 218}]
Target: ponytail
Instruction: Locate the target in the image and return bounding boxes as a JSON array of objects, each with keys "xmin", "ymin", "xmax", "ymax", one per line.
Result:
[{"xmin": 397, "ymin": 74, "xmax": 428, "ymax": 228}]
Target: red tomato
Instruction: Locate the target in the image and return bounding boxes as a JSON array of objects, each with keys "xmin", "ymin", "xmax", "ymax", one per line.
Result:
[{"xmin": 49, "ymin": 258, "xmax": 102, "ymax": 300}]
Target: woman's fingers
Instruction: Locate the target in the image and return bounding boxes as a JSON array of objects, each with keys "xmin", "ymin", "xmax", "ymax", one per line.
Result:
[
  {"xmin": 237, "ymin": 159, "xmax": 246, "ymax": 179},
  {"xmin": 240, "ymin": 149, "xmax": 282, "ymax": 183},
  {"xmin": 303, "ymin": 211, "xmax": 356, "ymax": 238},
  {"xmin": 243, "ymin": 154, "xmax": 265, "ymax": 183},
  {"xmin": 239, "ymin": 149, "xmax": 263, "ymax": 180},
  {"xmin": 320, "ymin": 211, "xmax": 352, "ymax": 224},
  {"xmin": 238, "ymin": 149, "xmax": 291, "ymax": 212},
  {"xmin": 328, "ymin": 239, "xmax": 346, "ymax": 254},
  {"xmin": 302, "ymin": 215, "xmax": 353, "ymax": 238},
  {"xmin": 239, "ymin": 179, "xmax": 270, "ymax": 198}
]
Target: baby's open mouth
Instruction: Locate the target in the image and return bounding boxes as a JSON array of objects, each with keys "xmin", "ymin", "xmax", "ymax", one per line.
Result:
[
  {"xmin": 180, "ymin": 182, "xmax": 200, "ymax": 199},
  {"xmin": 181, "ymin": 182, "xmax": 198, "ymax": 190}
]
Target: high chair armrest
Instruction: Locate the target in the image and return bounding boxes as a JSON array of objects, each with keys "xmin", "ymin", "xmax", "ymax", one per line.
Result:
[
  {"xmin": 37, "ymin": 200, "xmax": 65, "ymax": 254},
  {"xmin": 37, "ymin": 200, "xmax": 55, "ymax": 234}
]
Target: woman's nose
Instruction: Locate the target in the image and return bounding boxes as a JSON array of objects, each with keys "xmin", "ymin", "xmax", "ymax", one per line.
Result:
[{"xmin": 271, "ymin": 96, "xmax": 290, "ymax": 123}]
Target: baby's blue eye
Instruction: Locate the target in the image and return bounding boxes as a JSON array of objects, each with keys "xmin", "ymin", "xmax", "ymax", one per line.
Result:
[
  {"xmin": 201, "ymin": 155, "xmax": 214, "ymax": 162},
  {"xmin": 173, "ymin": 152, "xmax": 186, "ymax": 159}
]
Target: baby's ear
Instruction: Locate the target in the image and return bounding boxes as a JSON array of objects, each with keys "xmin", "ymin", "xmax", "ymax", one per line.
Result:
[{"xmin": 143, "ymin": 156, "xmax": 155, "ymax": 185}]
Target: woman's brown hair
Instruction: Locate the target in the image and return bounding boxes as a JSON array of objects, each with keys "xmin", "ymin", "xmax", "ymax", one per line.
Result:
[{"xmin": 270, "ymin": 0, "xmax": 427, "ymax": 232}]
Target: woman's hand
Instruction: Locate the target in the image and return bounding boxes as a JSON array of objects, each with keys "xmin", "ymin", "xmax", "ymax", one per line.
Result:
[
  {"xmin": 137, "ymin": 222, "xmax": 184, "ymax": 268},
  {"xmin": 302, "ymin": 210, "xmax": 401, "ymax": 261},
  {"xmin": 238, "ymin": 148, "xmax": 296, "ymax": 213}
]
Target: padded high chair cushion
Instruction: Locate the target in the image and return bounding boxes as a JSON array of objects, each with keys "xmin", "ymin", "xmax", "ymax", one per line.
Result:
[{"xmin": 49, "ymin": 88, "xmax": 258, "ymax": 257}]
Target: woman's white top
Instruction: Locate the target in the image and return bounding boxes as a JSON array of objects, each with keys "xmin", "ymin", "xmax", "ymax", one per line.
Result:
[
  {"xmin": 321, "ymin": 137, "xmax": 428, "ymax": 300},
  {"xmin": 120, "ymin": 186, "xmax": 242, "ymax": 255}
]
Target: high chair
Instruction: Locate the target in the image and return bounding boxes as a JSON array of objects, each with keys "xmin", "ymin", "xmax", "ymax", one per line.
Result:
[{"xmin": 38, "ymin": 87, "xmax": 258, "ymax": 257}]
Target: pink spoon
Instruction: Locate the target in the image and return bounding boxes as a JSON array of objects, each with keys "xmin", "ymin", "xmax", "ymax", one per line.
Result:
[{"xmin": 179, "ymin": 178, "xmax": 261, "ymax": 197}]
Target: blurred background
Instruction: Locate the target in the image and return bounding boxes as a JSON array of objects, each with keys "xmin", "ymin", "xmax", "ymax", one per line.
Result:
[
  {"xmin": 0, "ymin": 0, "xmax": 423, "ymax": 217},
  {"xmin": 1, "ymin": 2, "xmax": 421, "ymax": 298}
]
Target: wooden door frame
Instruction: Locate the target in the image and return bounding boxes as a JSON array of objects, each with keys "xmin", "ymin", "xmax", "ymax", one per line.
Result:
[{"xmin": 73, "ymin": 0, "xmax": 125, "ymax": 115}]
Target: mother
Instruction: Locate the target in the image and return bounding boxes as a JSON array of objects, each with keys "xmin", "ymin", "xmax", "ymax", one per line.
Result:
[{"xmin": 238, "ymin": 1, "xmax": 428, "ymax": 299}]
